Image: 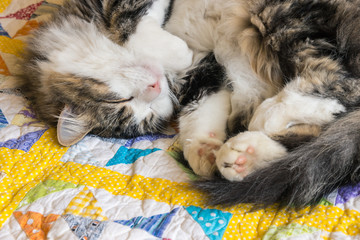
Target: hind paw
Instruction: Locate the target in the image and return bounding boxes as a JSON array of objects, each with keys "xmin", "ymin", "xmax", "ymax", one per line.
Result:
[
  {"xmin": 183, "ymin": 133, "xmax": 223, "ymax": 177},
  {"xmin": 216, "ymin": 131, "xmax": 287, "ymax": 181}
]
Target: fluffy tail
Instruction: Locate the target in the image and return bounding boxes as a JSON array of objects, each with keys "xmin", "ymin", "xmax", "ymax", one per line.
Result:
[{"xmin": 194, "ymin": 110, "xmax": 360, "ymax": 208}]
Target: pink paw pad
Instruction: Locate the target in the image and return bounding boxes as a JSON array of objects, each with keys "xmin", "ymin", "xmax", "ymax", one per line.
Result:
[
  {"xmin": 197, "ymin": 138, "xmax": 221, "ymax": 164},
  {"xmin": 234, "ymin": 146, "xmax": 255, "ymax": 173}
]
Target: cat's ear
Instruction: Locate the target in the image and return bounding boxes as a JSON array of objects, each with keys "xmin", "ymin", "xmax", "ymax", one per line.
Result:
[{"xmin": 57, "ymin": 105, "xmax": 93, "ymax": 146}]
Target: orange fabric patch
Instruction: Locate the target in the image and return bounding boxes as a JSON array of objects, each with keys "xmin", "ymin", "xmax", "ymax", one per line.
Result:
[
  {"xmin": 0, "ymin": 55, "xmax": 10, "ymax": 76},
  {"xmin": 13, "ymin": 211, "xmax": 59, "ymax": 240},
  {"xmin": 14, "ymin": 20, "xmax": 39, "ymax": 38}
]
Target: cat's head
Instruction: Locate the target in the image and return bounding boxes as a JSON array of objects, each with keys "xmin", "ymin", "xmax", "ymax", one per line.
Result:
[{"xmin": 22, "ymin": 17, "xmax": 182, "ymax": 146}]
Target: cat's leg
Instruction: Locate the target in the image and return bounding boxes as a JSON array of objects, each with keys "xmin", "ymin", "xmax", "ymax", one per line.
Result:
[
  {"xmin": 248, "ymin": 83, "xmax": 346, "ymax": 135},
  {"xmin": 179, "ymin": 90, "xmax": 231, "ymax": 177},
  {"xmin": 211, "ymin": 50, "xmax": 282, "ymax": 180},
  {"xmin": 217, "ymin": 79, "xmax": 346, "ymax": 181}
]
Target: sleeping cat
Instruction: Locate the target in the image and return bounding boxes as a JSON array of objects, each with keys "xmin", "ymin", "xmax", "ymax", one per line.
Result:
[
  {"xmin": 166, "ymin": 0, "xmax": 360, "ymax": 208},
  {"xmin": 19, "ymin": 0, "xmax": 193, "ymax": 146}
]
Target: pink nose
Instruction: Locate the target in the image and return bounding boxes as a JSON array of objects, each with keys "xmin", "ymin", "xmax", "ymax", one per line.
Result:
[
  {"xmin": 141, "ymin": 80, "xmax": 161, "ymax": 102},
  {"xmin": 148, "ymin": 81, "xmax": 161, "ymax": 93}
]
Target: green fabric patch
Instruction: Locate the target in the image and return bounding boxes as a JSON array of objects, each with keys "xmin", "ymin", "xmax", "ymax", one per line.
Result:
[
  {"xmin": 263, "ymin": 223, "xmax": 320, "ymax": 240},
  {"xmin": 17, "ymin": 179, "xmax": 79, "ymax": 209}
]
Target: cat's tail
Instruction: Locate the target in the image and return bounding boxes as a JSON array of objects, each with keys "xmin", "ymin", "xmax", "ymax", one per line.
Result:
[{"xmin": 194, "ymin": 110, "xmax": 360, "ymax": 208}]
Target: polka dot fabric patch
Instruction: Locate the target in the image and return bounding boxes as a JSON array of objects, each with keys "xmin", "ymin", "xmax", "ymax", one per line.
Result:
[{"xmin": 1, "ymin": 0, "xmax": 360, "ymax": 239}]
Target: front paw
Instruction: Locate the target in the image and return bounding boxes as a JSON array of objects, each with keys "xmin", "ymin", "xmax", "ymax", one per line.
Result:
[
  {"xmin": 216, "ymin": 131, "xmax": 287, "ymax": 181},
  {"xmin": 183, "ymin": 136, "xmax": 223, "ymax": 178}
]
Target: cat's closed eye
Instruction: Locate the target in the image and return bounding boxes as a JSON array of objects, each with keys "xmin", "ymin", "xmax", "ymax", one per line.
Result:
[{"xmin": 102, "ymin": 97, "xmax": 134, "ymax": 104}]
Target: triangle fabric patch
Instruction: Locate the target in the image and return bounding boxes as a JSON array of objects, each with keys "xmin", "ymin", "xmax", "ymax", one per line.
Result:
[
  {"xmin": 185, "ymin": 206, "xmax": 232, "ymax": 240},
  {"xmin": 0, "ymin": 129, "xmax": 46, "ymax": 152},
  {"xmin": 14, "ymin": 19, "xmax": 39, "ymax": 37},
  {"xmin": 263, "ymin": 223, "xmax": 320, "ymax": 240},
  {"xmin": 63, "ymin": 214, "xmax": 107, "ymax": 240},
  {"xmin": 13, "ymin": 211, "xmax": 60, "ymax": 240},
  {"xmin": 11, "ymin": 106, "xmax": 45, "ymax": 128},
  {"xmin": 0, "ymin": 109, "xmax": 8, "ymax": 128},
  {"xmin": 64, "ymin": 187, "xmax": 107, "ymax": 221},
  {"xmin": 0, "ymin": 2, "xmax": 43, "ymax": 20},
  {"xmin": 0, "ymin": 23, "xmax": 10, "ymax": 38},
  {"xmin": 17, "ymin": 180, "xmax": 79, "ymax": 210},
  {"xmin": 114, "ymin": 208, "xmax": 179, "ymax": 238},
  {"xmin": 0, "ymin": 55, "xmax": 11, "ymax": 75},
  {"xmin": 105, "ymin": 146, "xmax": 161, "ymax": 166}
]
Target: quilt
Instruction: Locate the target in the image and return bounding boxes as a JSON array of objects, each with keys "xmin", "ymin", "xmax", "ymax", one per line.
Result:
[{"xmin": 1, "ymin": 0, "xmax": 360, "ymax": 239}]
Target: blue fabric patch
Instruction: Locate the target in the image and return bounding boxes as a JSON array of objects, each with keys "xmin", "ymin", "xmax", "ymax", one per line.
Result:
[
  {"xmin": 0, "ymin": 23, "xmax": 10, "ymax": 37},
  {"xmin": 336, "ymin": 182, "xmax": 360, "ymax": 205},
  {"xmin": 115, "ymin": 208, "xmax": 179, "ymax": 238},
  {"xmin": 0, "ymin": 129, "xmax": 46, "ymax": 152},
  {"xmin": 105, "ymin": 146, "xmax": 161, "ymax": 166},
  {"xmin": 185, "ymin": 206, "xmax": 232, "ymax": 240},
  {"xmin": 124, "ymin": 134, "xmax": 175, "ymax": 147},
  {"xmin": 0, "ymin": 109, "xmax": 8, "ymax": 128},
  {"xmin": 63, "ymin": 214, "xmax": 107, "ymax": 240}
]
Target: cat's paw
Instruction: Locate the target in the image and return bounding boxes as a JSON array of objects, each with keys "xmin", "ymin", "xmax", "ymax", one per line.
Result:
[
  {"xmin": 183, "ymin": 134, "xmax": 223, "ymax": 177},
  {"xmin": 216, "ymin": 131, "xmax": 287, "ymax": 181}
]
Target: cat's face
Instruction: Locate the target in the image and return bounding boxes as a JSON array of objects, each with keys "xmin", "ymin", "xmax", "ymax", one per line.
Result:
[
  {"xmin": 27, "ymin": 17, "xmax": 178, "ymax": 146},
  {"xmin": 49, "ymin": 65, "xmax": 175, "ymax": 146}
]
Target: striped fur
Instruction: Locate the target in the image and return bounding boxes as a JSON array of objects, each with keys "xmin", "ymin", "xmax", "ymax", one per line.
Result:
[
  {"xmin": 190, "ymin": 0, "xmax": 360, "ymax": 208},
  {"xmin": 19, "ymin": 0, "xmax": 192, "ymax": 145}
]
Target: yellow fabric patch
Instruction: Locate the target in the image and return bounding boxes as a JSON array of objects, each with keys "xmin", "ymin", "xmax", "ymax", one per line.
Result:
[
  {"xmin": 0, "ymin": 128, "xmax": 68, "ymax": 227},
  {"xmin": 11, "ymin": 106, "xmax": 46, "ymax": 128},
  {"xmin": 0, "ymin": 36, "xmax": 24, "ymax": 57},
  {"xmin": 64, "ymin": 187, "xmax": 107, "ymax": 221},
  {"xmin": 0, "ymin": 0, "xmax": 11, "ymax": 13}
]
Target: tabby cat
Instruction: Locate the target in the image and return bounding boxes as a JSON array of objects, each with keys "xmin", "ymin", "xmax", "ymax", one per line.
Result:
[{"xmin": 166, "ymin": 0, "xmax": 360, "ymax": 208}]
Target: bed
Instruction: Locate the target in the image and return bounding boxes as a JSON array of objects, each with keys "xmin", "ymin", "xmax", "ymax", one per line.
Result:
[{"xmin": 0, "ymin": 0, "xmax": 360, "ymax": 239}]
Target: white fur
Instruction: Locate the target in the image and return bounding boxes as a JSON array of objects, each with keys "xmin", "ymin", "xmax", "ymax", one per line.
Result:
[
  {"xmin": 37, "ymin": 8, "xmax": 194, "ymax": 124},
  {"xmin": 165, "ymin": 0, "xmax": 218, "ymax": 52},
  {"xmin": 249, "ymin": 78, "xmax": 346, "ymax": 135},
  {"xmin": 179, "ymin": 90, "xmax": 231, "ymax": 177},
  {"xmin": 167, "ymin": 0, "xmax": 275, "ymax": 128},
  {"xmin": 216, "ymin": 131, "xmax": 287, "ymax": 181},
  {"xmin": 166, "ymin": 0, "xmax": 277, "ymax": 178},
  {"xmin": 127, "ymin": 16, "xmax": 193, "ymax": 72},
  {"xmin": 40, "ymin": 17, "xmax": 157, "ymax": 96},
  {"xmin": 147, "ymin": 0, "xmax": 171, "ymax": 24}
]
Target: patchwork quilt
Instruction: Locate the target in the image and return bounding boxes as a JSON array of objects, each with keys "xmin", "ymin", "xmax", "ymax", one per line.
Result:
[{"xmin": 1, "ymin": 0, "xmax": 360, "ymax": 239}]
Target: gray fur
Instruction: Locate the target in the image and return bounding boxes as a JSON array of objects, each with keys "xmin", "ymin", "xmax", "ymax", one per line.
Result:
[{"xmin": 19, "ymin": 0, "xmax": 180, "ymax": 145}]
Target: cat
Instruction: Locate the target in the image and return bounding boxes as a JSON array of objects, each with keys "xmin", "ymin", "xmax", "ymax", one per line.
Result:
[
  {"xmin": 165, "ymin": 0, "xmax": 360, "ymax": 208},
  {"xmin": 19, "ymin": 0, "xmax": 193, "ymax": 146}
]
